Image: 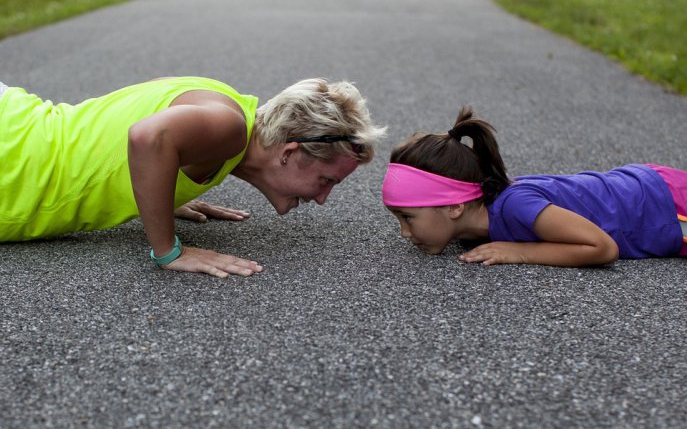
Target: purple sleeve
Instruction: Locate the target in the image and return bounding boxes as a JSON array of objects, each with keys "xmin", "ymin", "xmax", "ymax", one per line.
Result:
[{"xmin": 490, "ymin": 186, "xmax": 552, "ymax": 242}]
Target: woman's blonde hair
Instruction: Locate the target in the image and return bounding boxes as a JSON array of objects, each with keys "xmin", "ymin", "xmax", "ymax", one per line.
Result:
[{"xmin": 255, "ymin": 78, "xmax": 386, "ymax": 164}]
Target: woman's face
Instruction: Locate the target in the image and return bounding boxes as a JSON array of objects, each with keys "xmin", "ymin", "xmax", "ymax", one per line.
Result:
[{"xmin": 266, "ymin": 151, "xmax": 359, "ymax": 215}]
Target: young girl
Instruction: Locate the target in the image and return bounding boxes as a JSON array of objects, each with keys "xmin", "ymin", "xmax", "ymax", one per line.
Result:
[
  {"xmin": 0, "ymin": 77, "xmax": 385, "ymax": 278},
  {"xmin": 382, "ymin": 106, "xmax": 687, "ymax": 267}
]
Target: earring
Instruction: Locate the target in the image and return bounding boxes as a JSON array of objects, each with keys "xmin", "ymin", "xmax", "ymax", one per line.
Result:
[{"xmin": 281, "ymin": 157, "xmax": 287, "ymax": 165}]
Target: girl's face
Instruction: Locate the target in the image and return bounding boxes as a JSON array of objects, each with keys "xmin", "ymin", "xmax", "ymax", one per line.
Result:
[{"xmin": 386, "ymin": 206, "xmax": 458, "ymax": 254}]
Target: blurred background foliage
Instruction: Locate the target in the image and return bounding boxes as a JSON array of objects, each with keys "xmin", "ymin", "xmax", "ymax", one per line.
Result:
[
  {"xmin": 494, "ymin": 0, "xmax": 687, "ymax": 95},
  {"xmin": 0, "ymin": 0, "xmax": 130, "ymax": 41},
  {"xmin": 1, "ymin": 0, "xmax": 685, "ymax": 96}
]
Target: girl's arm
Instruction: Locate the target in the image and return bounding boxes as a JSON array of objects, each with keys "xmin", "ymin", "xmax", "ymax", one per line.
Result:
[
  {"xmin": 128, "ymin": 101, "xmax": 262, "ymax": 278},
  {"xmin": 459, "ymin": 204, "xmax": 619, "ymax": 267}
]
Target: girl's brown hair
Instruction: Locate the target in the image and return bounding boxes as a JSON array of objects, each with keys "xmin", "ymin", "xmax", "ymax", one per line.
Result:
[{"xmin": 389, "ymin": 106, "xmax": 511, "ymax": 204}]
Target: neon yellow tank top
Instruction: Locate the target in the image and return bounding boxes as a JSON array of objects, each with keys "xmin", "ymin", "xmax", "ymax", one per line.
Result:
[{"xmin": 0, "ymin": 77, "xmax": 258, "ymax": 241}]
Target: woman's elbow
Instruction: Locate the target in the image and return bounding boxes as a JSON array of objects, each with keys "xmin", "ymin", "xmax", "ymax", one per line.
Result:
[
  {"xmin": 128, "ymin": 122, "xmax": 153, "ymax": 153},
  {"xmin": 128, "ymin": 119, "xmax": 168, "ymax": 155}
]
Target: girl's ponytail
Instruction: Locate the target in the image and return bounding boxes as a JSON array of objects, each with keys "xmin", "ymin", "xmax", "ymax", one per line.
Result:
[
  {"xmin": 390, "ymin": 106, "xmax": 511, "ymax": 206},
  {"xmin": 448, "ymin": 106, "xmax": 511, "ymax": 203}
]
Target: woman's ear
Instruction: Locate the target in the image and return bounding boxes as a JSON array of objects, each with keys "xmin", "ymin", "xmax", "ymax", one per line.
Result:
[
  {"xmin": 447, "ymin": 204, "xmax": 465, "ymax": 219},
  {"xmin": 279, "ymin": 142, "xmax": 300, "ymax": 164}
]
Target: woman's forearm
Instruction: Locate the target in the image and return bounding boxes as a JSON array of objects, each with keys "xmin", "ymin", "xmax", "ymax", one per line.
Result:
[{"xmin": 127, "ymin": 125, "xmax": 180, "ymax": 256}]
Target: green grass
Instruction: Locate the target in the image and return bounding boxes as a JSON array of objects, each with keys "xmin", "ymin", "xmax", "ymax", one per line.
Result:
[
  {"xmin": 3, "ymin": 0, "xmax": 685, "ymax": 96},
  {"xmin": 492, "ymin": 0, "xmax": 687, "ymax": 95},
  {"xmin": 0, "ymin": 0, "xmax": 131, "ymax": 41}
]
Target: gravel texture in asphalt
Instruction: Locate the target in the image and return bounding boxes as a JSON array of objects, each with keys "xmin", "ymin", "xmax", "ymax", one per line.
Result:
[{"xmin": 1, "ymin": 0, "xmax": 686, "ymax": 427}]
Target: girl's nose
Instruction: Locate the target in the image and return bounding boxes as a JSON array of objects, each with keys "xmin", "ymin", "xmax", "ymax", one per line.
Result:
[{"xmin": 400, "ymin": 223, "xmax": 412, "ymax": 239}]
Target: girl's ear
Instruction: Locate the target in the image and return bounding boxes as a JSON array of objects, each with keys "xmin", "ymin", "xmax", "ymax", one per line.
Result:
[{"xmin": 447, "ymin": 204, "xmax": 465, "ymax": 219}]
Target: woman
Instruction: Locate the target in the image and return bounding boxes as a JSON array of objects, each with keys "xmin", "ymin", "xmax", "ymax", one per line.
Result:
[{"xmin": 0, "ymin": 76, "xmax": 386, "ymax": 278}]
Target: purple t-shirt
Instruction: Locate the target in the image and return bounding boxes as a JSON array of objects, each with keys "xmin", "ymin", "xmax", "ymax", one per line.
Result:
[{"xmin": 487, "ymin": 164, "xmax": 682, "ymax": 258}]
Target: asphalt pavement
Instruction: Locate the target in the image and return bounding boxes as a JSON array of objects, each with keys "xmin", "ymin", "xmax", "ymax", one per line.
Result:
[{"xmin": 1, "ymin": 0, "xmax": 686, "ymax": 427}]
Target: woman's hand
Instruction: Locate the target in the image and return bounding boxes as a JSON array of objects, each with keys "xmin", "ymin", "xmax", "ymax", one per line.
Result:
[
  {"xmin": 174, "ymin": 200, "xmax": 250, "ymax": 223},
  {"xmin": 162, "ymin": 247, "xmax": 263, "ymax": 278},
  {"xmin": 128, "ymin": 100, "xmax": 248, "ymax": 262}
]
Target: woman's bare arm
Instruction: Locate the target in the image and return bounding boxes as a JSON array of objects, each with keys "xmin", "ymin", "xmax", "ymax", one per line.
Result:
[{"xmin": 127, "ymin": 101, "xmax": 262, "ymax": 277}]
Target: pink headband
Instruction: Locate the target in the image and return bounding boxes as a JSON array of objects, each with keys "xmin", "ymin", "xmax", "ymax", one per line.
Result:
[{"xmin": 382, "ymin": 163, "xmax": 483, "ymax": 207}]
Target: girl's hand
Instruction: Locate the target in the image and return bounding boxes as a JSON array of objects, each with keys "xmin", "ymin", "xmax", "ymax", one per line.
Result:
[
  {"xmin": 459, "ymin": 242, "xmax": 527, "ymax": 265},
  {"xmin": 459, "ymin": 205, "xmax": 619, "ymax": 267},
  {"xmin": 162, "ymin": 246, "xmax": 263, "ymax": 278},
  {"xmin": 174, "ymin": 200, "xmax": 250, "ymax": 223}
]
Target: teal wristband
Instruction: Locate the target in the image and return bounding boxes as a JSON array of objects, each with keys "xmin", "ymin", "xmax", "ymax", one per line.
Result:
[{"xmin": 150, "ymin": 235, "xmax": 183, "ymax": 266}]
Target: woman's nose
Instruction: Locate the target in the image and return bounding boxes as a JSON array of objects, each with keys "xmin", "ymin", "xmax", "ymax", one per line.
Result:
[{"xmin": 315, "ymin": 187, "xmax": 333, "ymax": 205}]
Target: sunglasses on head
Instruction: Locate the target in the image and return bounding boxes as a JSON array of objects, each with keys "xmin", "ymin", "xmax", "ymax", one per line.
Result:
[{"xmin": 290, "ymin": 135, "xmax": 363, "ymax": 154}]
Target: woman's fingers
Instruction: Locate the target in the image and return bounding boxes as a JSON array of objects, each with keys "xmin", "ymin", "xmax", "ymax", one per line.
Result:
[
  {"xmin": 163, "ymin": 247, "xmax": 263, "ymax": 278},
  {"xmin": 174, "ymin": 205, "xmax": 208, "ymax": 222},
  {"xmin": 202, "ymin": 205, "xmax": 251, "ymax": 221},
  {"xmin": 174, "ymin": 200, "xmax": 250, "ymax": 222},
  {"xmin": 211, "ymin": 255, "xmax": 263, "ymax": 277}
]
